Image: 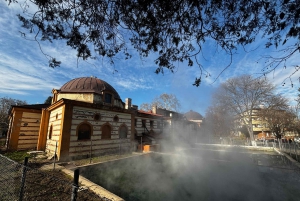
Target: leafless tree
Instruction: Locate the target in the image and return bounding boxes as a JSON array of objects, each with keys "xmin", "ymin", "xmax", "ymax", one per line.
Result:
[
  {"xmin": 211, "ymin": 75, "xmax": 286, "ymax": 144},
  {"xmin": 258, "ymin": 108, "xmax": 295, "ymax": 139},
  {"xmin": 0, "ymin": 97, "xmax": 27, "ymax": 135},
  {"xmin": 204, "ymin": 104, "xmax": 235, "ymax": 139},
  {"xmin": 289, "ymin": 88, "xmax": 300, "ymax": 134},
  {"xmin": 140, "ymin": 93, "xmax": 181, "ymax": 112}
]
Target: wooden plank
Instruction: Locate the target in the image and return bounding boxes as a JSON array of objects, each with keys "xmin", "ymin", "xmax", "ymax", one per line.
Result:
[
  {"xmin": 19, "ymin": 127, "xmax": 40, "ymax": 131},
  {"xmin": 18, "ymin": 144, "xmax": 37, "ymax": 149},
  {"xmin": 19, "ymin": 119, "xmax": 41, "ymax": 123},
  {"xmin": 19, "ymin": 136, "xmax": 38, "ymax": 141},
  {"xmin": 19, "ymin": 122, "xmax": 41, "ymax": 127},
  {"xmin": 19, "ymin": 135, "xmax": 39, "ymax": 140},
  {"xmin": 18, "ymin": 139, "xmax": 38, "ymax": 144},
  {"xmin": 22, "ymin": 112, "xmax": 42, "ymax": 118},
  {"xmin": 18, "ymin": 130, "xmax": 39, "ymax": 135}
]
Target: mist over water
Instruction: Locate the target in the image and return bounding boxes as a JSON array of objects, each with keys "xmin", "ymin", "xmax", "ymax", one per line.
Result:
[{"xmin": 77, "ymin": 122, "xmax": 300, "ymax": 201}]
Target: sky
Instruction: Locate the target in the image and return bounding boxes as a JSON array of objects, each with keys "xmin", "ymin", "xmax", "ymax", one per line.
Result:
[{"xmin": 1, "ymin": 1, "xmax": 300, "ymax": 116}]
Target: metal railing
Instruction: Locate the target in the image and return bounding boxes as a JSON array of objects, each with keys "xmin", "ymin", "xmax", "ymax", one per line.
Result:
[
  {"xmin": 274, "ymin": 141, "xmax": 300, "ymax": 162},
  {"xmin": 0, "ymin": 154, "xmax": 111, "ymax": 201}
]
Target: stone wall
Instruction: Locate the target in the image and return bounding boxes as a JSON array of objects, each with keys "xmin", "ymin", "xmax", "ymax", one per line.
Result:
[{"xmin": 69, "ymin": 106, "xmax": 132, "ymax": 159}]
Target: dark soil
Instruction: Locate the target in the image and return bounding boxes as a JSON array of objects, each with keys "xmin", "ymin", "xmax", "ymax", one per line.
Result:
[
  {"xmin": 0, "ymin": 152, "xmax": 109, "ymax": 201},
  {"xmin": 22, "ymin": 167, "xmax": 104, "ymax": 201}
]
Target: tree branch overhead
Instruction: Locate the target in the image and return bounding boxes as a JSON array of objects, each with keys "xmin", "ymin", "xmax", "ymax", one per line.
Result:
[{"xmin": 6, "ymin": 0, "xmax": 300, "ymax": 86}]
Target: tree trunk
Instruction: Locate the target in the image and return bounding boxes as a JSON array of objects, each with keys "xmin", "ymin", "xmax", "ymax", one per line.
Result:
[{"xmin": 247, "ymin": 125, "xmax": 255, "ymax": 145}]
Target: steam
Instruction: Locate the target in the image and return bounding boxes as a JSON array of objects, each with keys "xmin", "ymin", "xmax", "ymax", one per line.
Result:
[{"xmin": 76, "ymin": 121, "xmax": 300, "ymax": 201}]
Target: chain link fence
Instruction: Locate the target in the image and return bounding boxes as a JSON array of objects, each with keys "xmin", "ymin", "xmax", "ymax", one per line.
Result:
[{"xmin": 0, "ymin": 154, "xmax": 112, "ymax": 201}]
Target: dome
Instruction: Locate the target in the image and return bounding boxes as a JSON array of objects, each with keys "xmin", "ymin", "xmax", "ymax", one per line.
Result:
[
  {"xmin": 184, "ymin": 110, "xmax": 203, "ymax": 120},
  {"xmin": 60, "ymin": 77, "xmax": 121, "ymax": 99}
]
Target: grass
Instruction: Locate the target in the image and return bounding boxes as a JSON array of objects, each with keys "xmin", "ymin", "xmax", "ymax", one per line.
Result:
[
  {"xmin": 0, "ymin": 138, "xmax": 6, "ymax": 146},
  {"xmin": 3, "ymin": 150, "xmax": 32, "ymax": 163}
]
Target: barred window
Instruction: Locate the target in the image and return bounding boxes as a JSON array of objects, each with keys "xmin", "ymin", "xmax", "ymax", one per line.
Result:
[
  {"xmin": 119, "ymin": 125, "xmax": 127, "ymax": 139},
  {"xmin": 101, "ymin": 124, "xmax": 111, "ymax": 139},
  {"xmin": 77, "ymin": 123, "xmax": 92, "ymax": 140}
]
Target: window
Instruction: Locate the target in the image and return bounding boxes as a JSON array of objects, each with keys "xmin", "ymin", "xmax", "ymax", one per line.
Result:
[
  {"xmin": 101, "ymin": 124, "xmax": 111, "ymax": 139},
  {"xmin": 113, "ymin": 115, "xmax": 119, "ymax": 122},
  {"xmin": 77, "ymin": 123, "xmax": 92, "ymax": 140},
  {"xmin": 48, "ymin": 125, "xmax": 53, "ymax": 140},
  {"xmin": 104, "ymin": 93, "xmax": 112, "ymax": 104},
  {"xmin": 134, "ymin": 119, "xmax": 137, "ymax": 127},
  {"xmin": 94, "ymin": 113, "xmax": 101, "ymax": 121},
  {"xmin": 142, "ymin": 119, "xmax": 146, "ymax": 128},
  {"xmin": 119, "ymin": 125, "xmax": 128, "ymax": 139},
  {"xmin": 150, "ymin": 120, "xmax": 154, "ymax": 128}
]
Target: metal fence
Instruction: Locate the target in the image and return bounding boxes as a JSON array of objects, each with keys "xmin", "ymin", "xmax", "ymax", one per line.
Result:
[
  {"xmin": 210, "ymin": 137, "xmax": 300, "ymax": 163},
  {"xmin": 0, "ymin": 154, "xmax": 111, "ymax": 201},
  {"xmin": 273, "ymin": 141, "xmax": 300, "ymax": 162}
]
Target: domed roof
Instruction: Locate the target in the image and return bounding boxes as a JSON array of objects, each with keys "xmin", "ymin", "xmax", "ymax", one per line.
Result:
[
  {"xmin": 60, "ymin": 77, "xmax": 121, "ymax": 99},
  {"xmin": 184, "ymin": 110, "xmax": 203, "ymax": 120}
]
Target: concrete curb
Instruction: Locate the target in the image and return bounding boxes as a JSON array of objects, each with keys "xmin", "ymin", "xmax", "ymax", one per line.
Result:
[{"xmin": 61, "ymin": 167, "xmax": 124, "ymax": 201}]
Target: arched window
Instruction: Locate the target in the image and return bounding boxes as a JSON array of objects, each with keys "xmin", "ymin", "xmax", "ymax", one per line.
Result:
[
  {"xmin": 77, "ymin": 123, "xmax": 92, "ymax": 140},
  {"xmin": 101, "ymin": 124, "xmax": 111, "ymax": 139},
  {"xmin": 119, "ymin": 124, "xmax": 128, "ymax": 139},
  {"xmin": 48, "ymin": 125, "xmax": 53, "ymax": 140}
]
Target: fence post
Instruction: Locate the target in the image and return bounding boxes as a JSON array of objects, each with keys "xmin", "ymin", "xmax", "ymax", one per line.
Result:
[
  {"xmin": 71, "ymin": 169, "xmax": 79, "ymax": 201},
  {"xmin": 53, "ymin": 141, "xmax": 58, "ymax": 170},
  {"xmin": 296, "ymin": 143, "xmax": 299, "ymax": 162},
  {"xmin": 90, "ymin": 139, "xmax": 92, "ymax": 164},
  {"xmin": 19, "ymin": 157, "xmax": 28, "ymax": 201}
]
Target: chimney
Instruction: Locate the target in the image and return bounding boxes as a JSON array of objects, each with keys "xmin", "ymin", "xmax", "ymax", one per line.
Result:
[
  {"xmin": 152, "ymin": 105, "xmax": 157, "ymax": 114},
  {"xmin": 125, "ymin": 98, "xmax": 132, "ymax": 109}
]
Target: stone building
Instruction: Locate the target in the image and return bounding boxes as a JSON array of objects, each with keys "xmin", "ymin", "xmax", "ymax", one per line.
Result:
[{"xmin": 6, "ymin": 77, "xmax": 200, "ymax": 161}]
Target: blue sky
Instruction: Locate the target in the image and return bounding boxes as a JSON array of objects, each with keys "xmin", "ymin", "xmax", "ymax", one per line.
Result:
[{"xmin": 1, "ymin": 1, "xmax": 300, "ymax": 116}]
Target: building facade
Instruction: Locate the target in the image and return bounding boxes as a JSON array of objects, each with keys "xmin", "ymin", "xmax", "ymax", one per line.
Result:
[
  {"xmin": 6, "ymin": 77, "xmax": 200, "ymax": 161},
  {"xmin": 237, "ymin": 108, "xmax": 298, "ymax": 140}
]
